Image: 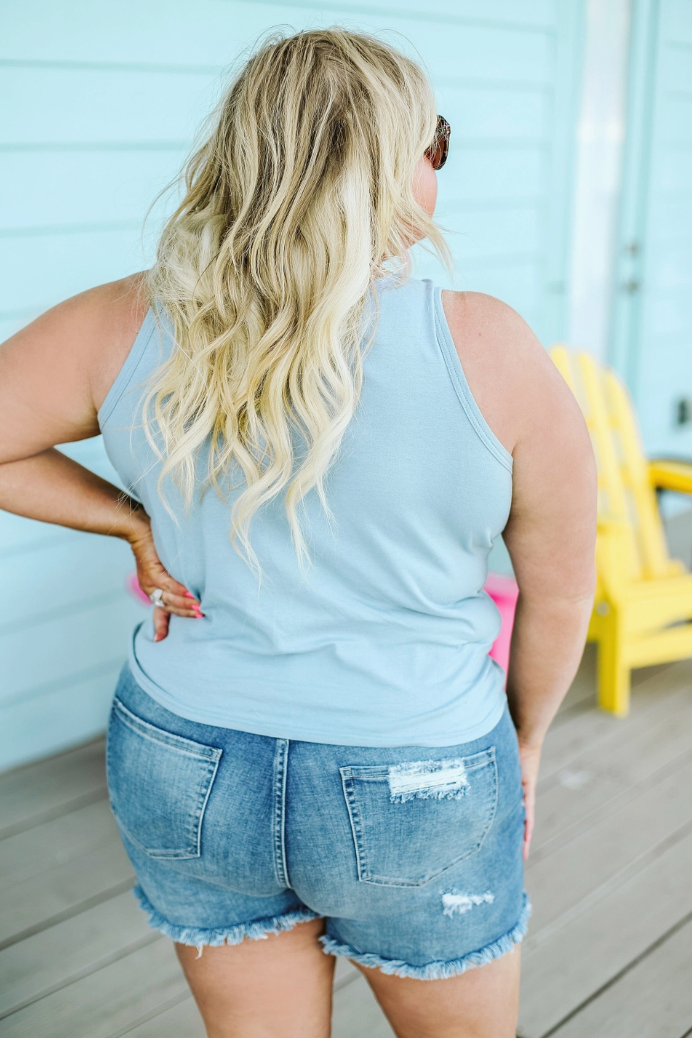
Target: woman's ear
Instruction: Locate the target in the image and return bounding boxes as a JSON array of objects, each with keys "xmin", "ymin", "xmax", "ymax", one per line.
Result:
[{"xmin": 412, "ymin": 155, "xmax": 438, "ymax": 218}]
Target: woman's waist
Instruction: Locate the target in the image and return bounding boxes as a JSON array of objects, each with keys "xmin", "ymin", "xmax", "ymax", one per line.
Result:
[
  {"xmin": 131, "ymin": 617, "xmax": 499, "ymax": 684},
  {"xmin": 126, "ymin": 632, "xmax": 507, "ymax": 748}
]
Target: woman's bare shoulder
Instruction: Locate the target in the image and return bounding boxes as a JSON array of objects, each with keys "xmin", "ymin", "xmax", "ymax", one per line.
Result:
[
  {"xmin": 440, "ymin": 289, "xmax": 576, "ymax": 456},
  {"xmin": 32, "ymin": 273, "xmax": 150, "ymax": 410},
  {"xmin": 0, "ymin": 273, "xmax": 150, "ymax": 461},
  {"xmin": 87, "ymin": 273, "xmax": 152, "ymax": 410}
]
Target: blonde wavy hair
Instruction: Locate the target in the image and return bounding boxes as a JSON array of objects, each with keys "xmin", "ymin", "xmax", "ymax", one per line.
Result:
[{"xmin": 144, "ymin": 27, "xmax": 449, "ymax": 580}]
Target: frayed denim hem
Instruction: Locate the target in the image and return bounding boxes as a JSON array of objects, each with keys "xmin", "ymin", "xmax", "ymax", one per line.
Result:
[
  {"xmin": 132, "ymin": 885, "xmax": 321, "ymax": 957},
  {"xmin": 319, "ymin": 891, "xmax": 531, "ymax": 981}
]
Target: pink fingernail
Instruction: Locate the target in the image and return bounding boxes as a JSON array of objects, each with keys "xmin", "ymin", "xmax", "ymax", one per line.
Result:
[
  {"xmin": 194, "ymin": 611, "xmax": 205, "ymax": 618},
  {"xmin": 184, "ymin": 592, "xmax": 197, "ymax": 600}
]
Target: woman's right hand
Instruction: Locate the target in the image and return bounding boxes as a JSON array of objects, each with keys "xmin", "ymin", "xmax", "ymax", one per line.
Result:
[
  {"xmin": 517, "ymin": 739, "xmax": 542, "ymax": 861},
  {"xmin": 127, "ymin": 512, "xmax": 203, "ymax": 642}
]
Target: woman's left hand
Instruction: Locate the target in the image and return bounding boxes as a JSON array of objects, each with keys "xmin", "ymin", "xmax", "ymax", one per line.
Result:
[
  {"xmin": 517, "ymin": 740, "xmax": 542, "ymax": 861},
  {"xmin": 127, "ymin": 512, "xmax": 203, "ymax": 642}
]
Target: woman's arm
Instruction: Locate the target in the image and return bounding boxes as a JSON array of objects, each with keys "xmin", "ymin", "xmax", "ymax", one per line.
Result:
[
  {"xmin": 0, "ymin": 276, "xmax": 202, "ymax": 641},
  {"xmin": 501, "ymin": 341, "xmax": 597, "ymax": 859},
  {"xmin": 442, "ymin": 291, "xmax": 598, "ymax": 858}
]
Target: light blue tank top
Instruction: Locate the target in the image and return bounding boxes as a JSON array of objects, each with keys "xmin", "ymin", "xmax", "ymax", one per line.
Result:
[{"xmin": 99, "ymin": 277, "xmax": 512, "ymax": 747}]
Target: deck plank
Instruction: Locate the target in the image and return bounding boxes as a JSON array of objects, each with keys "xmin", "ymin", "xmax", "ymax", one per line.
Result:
[
  {"xmin": 333, "ymin": 956, "xmax": 358, "ymax": 988},
  {"xmin": 0, "ymin": 940, "xmax": 188, "ymax": 1038},
  {"xmin": 531, "ymin": 684, "xmax": 692, "ymax": 856},
  {"xmin": 548, "ymin": 916, "xmax": 692, "ymax": 1038},
  {"xmin": 0, "ymin": 800, "xmax": 133, "ymax": 947},
  {"xmin": 519, "ymin": 829, "xmax": 692, "ymax": 1036},
  {"xmin": 526, "ymin": 755, "xmax": 692, "ymax": 934},
  {"xmin": 539, "ymin": 660, "xmax": 692, "ymax": 782},
  {"xmin": 0, "ymin": 931, "xmax": 372, "ymax": 1038},
  {"xmin": 0, "ymin": 902, "xmax": 358, "ymax": 1027},
  {"xmin": 0, "ymin": 890, "xmax": 151, "ymax": 1018},
  {"xmin": 0, "ymin": 738, "xmax": 107, "ymax": 840},
  {"xmin": 332, "ymin": 974, "xmax": 396, "ymax": 1038}
]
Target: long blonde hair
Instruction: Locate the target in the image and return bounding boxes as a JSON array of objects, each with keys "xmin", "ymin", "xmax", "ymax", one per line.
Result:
[{"xmin": 144, "ymin": 28, "xmax": 449, "ymax": 580}]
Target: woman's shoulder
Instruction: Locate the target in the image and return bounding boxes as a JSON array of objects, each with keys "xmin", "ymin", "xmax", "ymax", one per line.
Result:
[
  {"xmin": 0, "ymin": 273, "xmax": 151, "ymax": 461},
  {"xmin": 16, "ymin": 273, "xmax": 150, "ymax": 412},
  {"xmin": 58, "ymin": 273, "xmax": 152, "ymax": 412},
  {"xmin": 440, "ymin": 290, "xmax": 574, "ymax": 458}
]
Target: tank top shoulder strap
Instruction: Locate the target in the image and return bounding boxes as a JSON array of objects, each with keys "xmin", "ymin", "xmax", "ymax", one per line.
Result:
[
  {"xmin": 374, "ymin": 276, "xmax": 512, "ymax": 473},
  {"xmin": 98, "ymin": 306, "xmax": 172, "ymax": 428},
  {"xmin": 430, "ymin": 285, "xmax": 512, "ymax": 472}
]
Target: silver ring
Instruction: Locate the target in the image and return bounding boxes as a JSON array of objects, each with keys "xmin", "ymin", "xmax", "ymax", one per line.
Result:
[{"xmin": 149, "ymin": 587, "xmax": 165, "ymax": 608}]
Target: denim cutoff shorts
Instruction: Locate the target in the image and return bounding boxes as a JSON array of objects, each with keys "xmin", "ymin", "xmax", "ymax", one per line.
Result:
[{"xmin": 106, "ymin": 662, "xmax": 530, "ymax": 980}]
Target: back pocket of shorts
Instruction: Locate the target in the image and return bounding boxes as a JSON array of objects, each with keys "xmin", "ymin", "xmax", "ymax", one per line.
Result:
[
  {"xmin": 106, "ymin": 696, "xmax": 222, "ymax": 859},
  {"xmin": 340, "ymin": 748, "xmax": 497, "ymax": 887}
]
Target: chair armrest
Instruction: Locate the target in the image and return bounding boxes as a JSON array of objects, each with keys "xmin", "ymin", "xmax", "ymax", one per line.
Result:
[{"xmin": 649, "ymin": 459, "xmax": 692, "ymax": 495}]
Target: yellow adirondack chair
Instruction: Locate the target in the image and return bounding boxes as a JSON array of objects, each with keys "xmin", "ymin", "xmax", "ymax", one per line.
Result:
[{"xmin": 550, "ymin": 346, "xmax": 692, "ymax": 717}]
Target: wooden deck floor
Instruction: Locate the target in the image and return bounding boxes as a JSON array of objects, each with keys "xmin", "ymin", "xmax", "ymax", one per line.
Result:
[{"xmin": 1, "ymin": 646, "xmax": 692, "ymax": 1037}]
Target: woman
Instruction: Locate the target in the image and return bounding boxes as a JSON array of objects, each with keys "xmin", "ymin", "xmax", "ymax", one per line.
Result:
[{"xmin": 0, "ymin": 29, "xmax": 596, "ymax": 1038}]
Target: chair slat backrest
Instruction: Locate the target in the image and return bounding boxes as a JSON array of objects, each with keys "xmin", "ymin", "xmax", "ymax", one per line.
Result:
[
  {"xmin": 604, "ymin": 369, "xmax": 672, "ymax": 578},
  {"xmin": 550, "ymin": 346, "xmax": 672, "ymax": 582}
]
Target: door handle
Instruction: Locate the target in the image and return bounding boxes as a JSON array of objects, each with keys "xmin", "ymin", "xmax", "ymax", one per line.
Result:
[{"xmin": 621, "ymin": 279, "xmax": 641, "ymax": 293}]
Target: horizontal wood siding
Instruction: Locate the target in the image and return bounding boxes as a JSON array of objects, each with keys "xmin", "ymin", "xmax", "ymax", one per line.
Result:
[{"xmin": 0, "ymin": 0, "xmax": 583, "ymax": 769}]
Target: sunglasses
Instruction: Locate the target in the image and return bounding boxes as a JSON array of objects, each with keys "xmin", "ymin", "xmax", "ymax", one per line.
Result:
[{"xmin": 424, "ymin": 115, "xmax": 451, "ymax": 171}]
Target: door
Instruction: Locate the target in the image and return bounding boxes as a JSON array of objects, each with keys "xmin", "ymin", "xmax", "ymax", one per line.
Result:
[{"xmin": 612, "ymin": 0, "xmax": 692, "ymax": 457}]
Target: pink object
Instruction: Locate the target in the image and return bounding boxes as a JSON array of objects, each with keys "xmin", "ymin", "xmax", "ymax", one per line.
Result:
[
  {"xmin": 126, "ymin": 572, "xmax": 152, "ymax": 607},
  {"xmin": 484, "ymin": 571, "xmax": 519, "ymax": 685}
]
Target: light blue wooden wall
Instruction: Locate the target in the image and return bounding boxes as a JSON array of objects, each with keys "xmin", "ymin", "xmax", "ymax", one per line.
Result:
[
  {"xmin": 0, "ymin": 0, "xmax": 585, "ymax": 771},
  {"xmin": 612, "ymin": 0, "xmax": 692, "ymax": 456}
]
